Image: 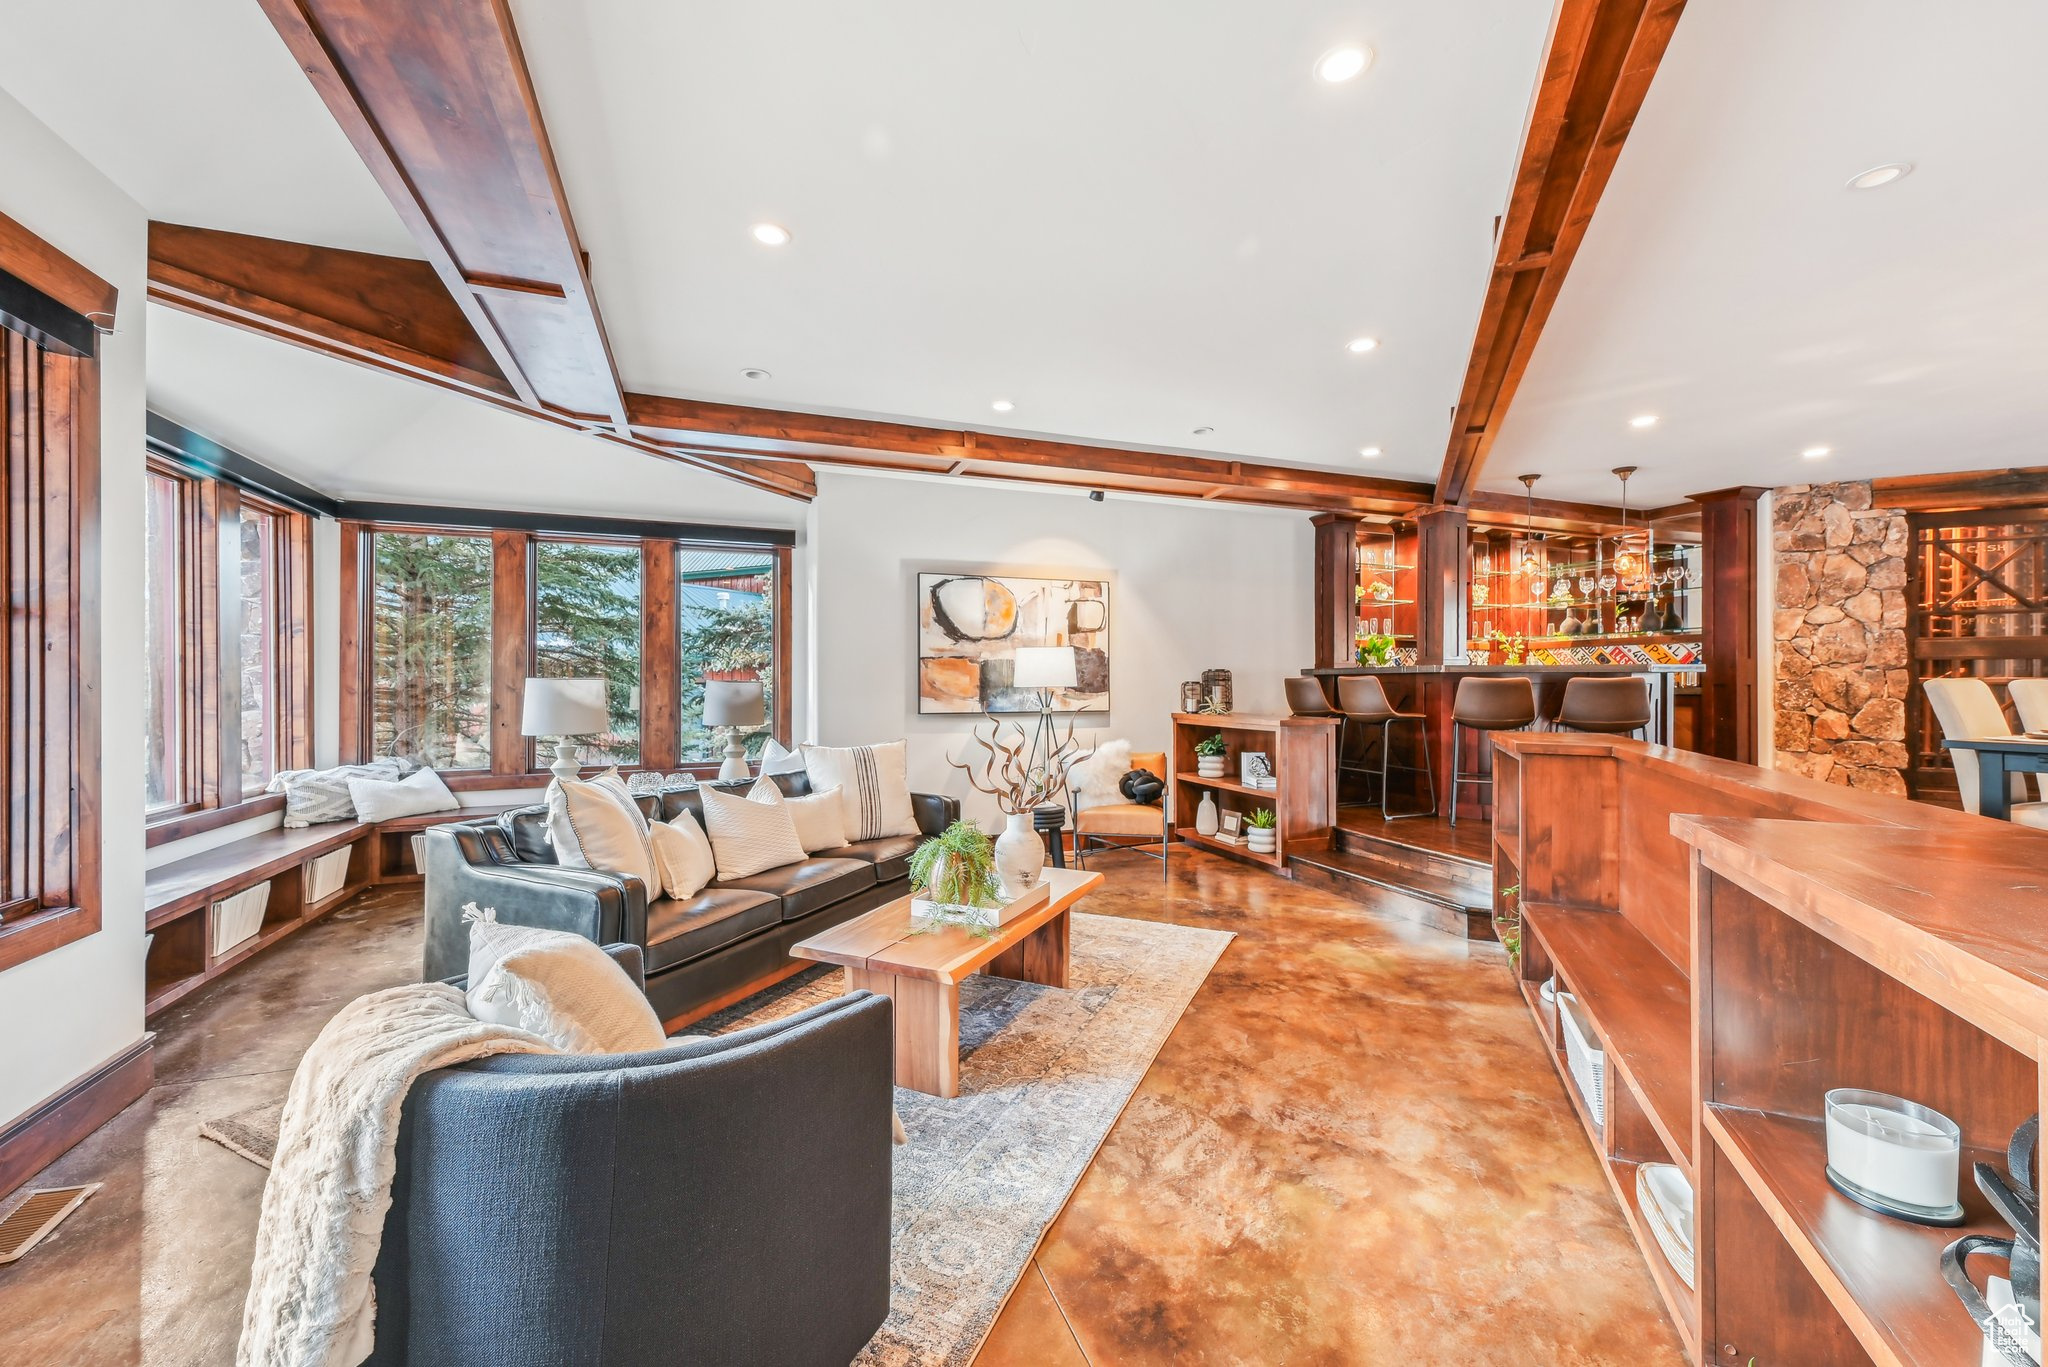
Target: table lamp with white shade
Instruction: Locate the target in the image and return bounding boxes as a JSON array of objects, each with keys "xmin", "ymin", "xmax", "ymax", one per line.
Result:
[
  {"xmin": 703, "ymin": 677, "xmax": 767, "ymax": 781},
  {"xmin": 1011, "ymin": 646, "xmax": 1078, "ymax": 775},
  {"xmin": 522, "ymin": 677, "xmax": 610, "ymax": 783}
]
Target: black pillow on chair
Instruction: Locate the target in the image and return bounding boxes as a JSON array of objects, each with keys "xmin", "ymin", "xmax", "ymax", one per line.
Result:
[{"xmin": 1120, "ymin": 769, "xmax": 1165, "ymax": 806}]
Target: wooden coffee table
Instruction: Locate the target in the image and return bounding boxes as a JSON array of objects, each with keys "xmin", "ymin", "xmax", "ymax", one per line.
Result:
[{"xmin": 791, "ymin": 866, "xmax": 1103, "ymax": 1097}]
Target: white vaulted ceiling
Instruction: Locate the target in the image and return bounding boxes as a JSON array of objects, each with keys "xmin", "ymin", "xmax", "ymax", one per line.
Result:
[
  {"xmin": 1483, "ymin": 0, "xmax": 2048, "ymax": 508},
  {"xmin": 510, "ymin": 0, "xmax": 1553, "ymax": 485}
]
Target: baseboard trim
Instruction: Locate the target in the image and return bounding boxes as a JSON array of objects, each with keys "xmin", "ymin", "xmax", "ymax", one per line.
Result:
[{"xmin": 0, "ymin": 1036, "xmax": 154, "ymax": 1201}]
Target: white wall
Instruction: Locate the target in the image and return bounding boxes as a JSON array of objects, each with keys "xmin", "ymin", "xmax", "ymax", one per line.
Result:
[
  {"xmin": 0, "ymin": 89, "xmax": 148, "ymax": 1127},
  {"xmin": 807, "ymin": 471, "xmax": 1313, "ymax": 828}
]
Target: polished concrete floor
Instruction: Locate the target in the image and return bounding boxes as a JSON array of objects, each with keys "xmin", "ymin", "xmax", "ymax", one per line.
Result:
[{"xmin": 0, "ymin": 854, "xmax": 1683, "ymax": 1365}]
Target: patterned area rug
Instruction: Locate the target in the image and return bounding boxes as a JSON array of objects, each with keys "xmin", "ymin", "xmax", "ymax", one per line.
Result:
[{"xmin": 202, "ymin": 910, "xmax": 1230, "ymax": 1367}]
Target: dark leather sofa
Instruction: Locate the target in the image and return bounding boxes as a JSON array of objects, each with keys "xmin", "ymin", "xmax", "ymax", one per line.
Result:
[{"xmin": 421, "ymin": 772, "xmax": 959, "ymax": 1022}]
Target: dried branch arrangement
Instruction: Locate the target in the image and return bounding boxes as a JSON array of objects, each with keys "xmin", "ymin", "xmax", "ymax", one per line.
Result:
[{"xmin": 947, "ymin": 716, "xmax": 1092, "ymax": 815}]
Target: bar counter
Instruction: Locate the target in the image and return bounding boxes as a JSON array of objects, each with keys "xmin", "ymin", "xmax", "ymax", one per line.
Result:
[{"xmin": 1302, "ymin": 662, "xmax": 1703, "ymax": 812}]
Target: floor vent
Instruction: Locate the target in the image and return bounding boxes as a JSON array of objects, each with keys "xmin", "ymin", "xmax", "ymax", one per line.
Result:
[{"xmin": 0, "ymin": 1183, "xmax": 100, "ymax": 1263}]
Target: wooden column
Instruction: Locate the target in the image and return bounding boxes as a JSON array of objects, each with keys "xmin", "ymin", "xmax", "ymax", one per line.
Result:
[
  {"xmin": 1414, "ymin": 505, "xmax": 1471, "ymax": 666},
  {"xmin": 1310, "ymin": 513, "xmax": 1361, "ymax": 669},
  {"xmin": 489, "ymin": 531, "xmax": 532, "ymax": 775},
  {"xmin": 639, "ymin": 539, "xmax": 679, "ymax": 770},
  {"xmin": 1692, "ymin": 486, "xmax": 1766, "ymax": 764}
]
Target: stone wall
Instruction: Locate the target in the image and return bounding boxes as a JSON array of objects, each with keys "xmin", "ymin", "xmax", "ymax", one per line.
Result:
[{"xmin": 1771, "ymin": 482, "xmax": 1911, "ymax": 793}]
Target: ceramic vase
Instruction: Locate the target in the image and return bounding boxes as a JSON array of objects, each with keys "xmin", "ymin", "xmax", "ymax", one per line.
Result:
[
  {"xmin": 1197, "ymin": 755, "xmax": 1225, "ymax": 778},
  {"xmin": 1195, "ymin": 792, "xmax": 1220, "ymax": 837},
  {"xmin": 1247, "ymin": 826, "xmax": 1276, "ymax": 855},
  {"xmin": 994, "ymin": 811, "xmax": 1045, "ymax": 899}
]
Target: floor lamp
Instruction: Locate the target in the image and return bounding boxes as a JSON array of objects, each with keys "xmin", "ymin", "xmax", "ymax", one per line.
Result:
[{"xmin": 1011, "ymin": 646, "xmax": 1078, "ymax": 781}]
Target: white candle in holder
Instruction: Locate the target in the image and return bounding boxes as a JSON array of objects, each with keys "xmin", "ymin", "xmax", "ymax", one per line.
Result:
[{"xmin": 1824, "ymin": 1089, "xmax": 1962, "ymax": 1213}]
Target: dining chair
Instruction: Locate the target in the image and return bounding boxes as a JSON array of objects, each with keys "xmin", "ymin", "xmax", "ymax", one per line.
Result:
[{"xmin": 1922, "ymin": 677, "xmax": 2048, "ymax": 827}]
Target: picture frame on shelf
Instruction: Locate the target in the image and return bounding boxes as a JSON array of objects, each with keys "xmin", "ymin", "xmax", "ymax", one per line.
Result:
[{"xmin": 1219, "ymin": 810, "xmax": 1244, "ymax": 837}]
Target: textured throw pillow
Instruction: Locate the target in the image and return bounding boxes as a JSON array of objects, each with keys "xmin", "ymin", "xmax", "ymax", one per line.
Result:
[
  {"xmin": 698, "ymin": 782, "xmax": 808, "ymax": 880},
  {"xmin": 588, "ymin": 767, "xmax": 651, "ymax": 834},
  {"xmin": 801, "ymin": 741, "xmax": 919, "ymax": 841},
  {"xmin": 268, "ymin": 756, "xmax": 419, "ymax": 827},
  {"xmin": 545, "ymin": 774, "xmax": 659, "ymax": 892},
  {"xmin": 464, "ymin": 910, "xmax": 666, "ymax": 1054},
  {"xmin": 759, "ymin": 738, "xmax": 808, "ymax": 777},
  {"xmin": 747, "ymin": 777, "xmax": 849, "ymax": 853},
  {"xmin": 647, "ymin": 810, "xmax": 717, "ymax": 901},
  {"xmin": 1066, "ymin": 738, "xmax": 1133, "ymax": 813},
  {"xmin": 346, "ymin": 766, "xmax": 459, "ymax": 822}
]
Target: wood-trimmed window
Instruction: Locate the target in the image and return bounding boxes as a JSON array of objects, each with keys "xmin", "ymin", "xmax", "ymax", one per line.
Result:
[
  {"xmin": 340, "ymin": 520, "xmax": 791, "ymax": 788},
  {"xmin": 0, "ymin": 213, "xmax": 106, "ymax": 974},
  {"xmin": 141, "ymin": 458, "xmax": 314, "ymax": 844}
]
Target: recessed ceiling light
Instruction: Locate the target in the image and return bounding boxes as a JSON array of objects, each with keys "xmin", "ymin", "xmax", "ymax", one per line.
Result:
[
  {"xmin": 991, "ymin": 399, "xmax": 1014, "ymax": 413},
  {"xmin": 1847, "ymin": 162, "xmax": 1912, "ymax": 191},
  {"xmin": 1629, "ymin": 414, "xmax": 1659, "ymax": 429},
  {"xmin": 1346, "ymin": 337, "xmax": 1379, "ymax": 355},
  {"xmin": 750, "ymin": 222, "xmax": 791, "ymax": 246},
  {"xmin": 741, "ymin": 367, "xmax": 772, "ymax": 381},
  {"xmin": 1192, "ymin": 426, "xmax": 1215, "ymax": 436},
  {"xmin": 1359, "ymin": 446, "xmax": 1382, "ymax": 459},
  {"xmin": 1803, "ymin": 445, "xmax": 1832, "ymax": 459},
  {"xmin": 1316, "ymin": 46, "xmax": 1372, "ymax": 84}
]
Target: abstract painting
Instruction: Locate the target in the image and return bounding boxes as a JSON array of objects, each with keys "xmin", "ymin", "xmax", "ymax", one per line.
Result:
[{"xmin": 917, "ymin": 572, "xmax": 1110, "ymax": 714}]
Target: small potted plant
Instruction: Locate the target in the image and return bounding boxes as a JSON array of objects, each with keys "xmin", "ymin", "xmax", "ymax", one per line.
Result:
[
  {"xmin": 1495, "ymin": 882, "xmax": 1522, "ymax": 967},
  {"xmin": 1246, "ymin": 807, "xmax": 1277, "ymax": 855},
  {"xmin": 1194, "ymin": 732, "xmax": 1228, "ymax": 778},
  {"xmin": 906, "ymin": 820, "xmax": 1005, "ymax": 935},
  {"xmin": 1356, "ymin": 632, "xmax": 1396, "ymax": 667}
]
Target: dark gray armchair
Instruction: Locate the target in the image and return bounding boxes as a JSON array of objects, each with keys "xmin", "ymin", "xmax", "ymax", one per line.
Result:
[{"xmin": 367, "ymin": 945, "xmax": 894, "ymax": 1367}]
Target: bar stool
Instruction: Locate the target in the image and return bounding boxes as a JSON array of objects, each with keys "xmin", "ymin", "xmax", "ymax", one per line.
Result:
[
  {"xmin": 1284, "ymin": 676, "xmax": 1335, "ymax": 717},
  {"xmin": 1335, "ymin": 676, "xmax": 1436, "ymax": 821},
  {"xmin": 1449, "ymin": 676, "xmax": 1535, "ymax": 826},
  {"xmin": 1556, "ymin": 676, "xmax": 1653, "ymax": 740}
]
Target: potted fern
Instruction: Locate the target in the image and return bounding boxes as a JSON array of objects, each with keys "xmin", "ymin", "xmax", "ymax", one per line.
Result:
[
  {"xmin": 907, "ymin": 821, "xmax": 1007, "ymax": 935},
  {"xmin": 1246, "ymin": 807, "xmax": 1277, "ymax": 855},
  {"xmin": 1194, "ymin": 732, "xmax": 1228, "ymax": 779}
]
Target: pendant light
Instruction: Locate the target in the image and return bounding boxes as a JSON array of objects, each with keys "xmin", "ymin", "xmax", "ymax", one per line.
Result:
[
  {"xmin": 1517, "ymin": 474, "xmax": 1548, "ymax": 586},
  {"xmin": 1610, "ymin": 465, "xmax": 1653, "ymax": 588}
]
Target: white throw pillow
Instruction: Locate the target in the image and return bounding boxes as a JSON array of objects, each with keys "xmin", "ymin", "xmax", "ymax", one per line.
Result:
[
  {"xmin": 268, "ymin": 756, "xmax": 418, "ymax": 827},
  {"xmin": 464, "ymin": 913, "xmax": 666, "ymax": 1054},
  {"xmin": 346, "ymin": 766, "xmax": 459, "ymax": 822},
  {"xmin": 698, "ymin": 782, "xmax": 808, "ymax": 880},
  {"xmin": 801, "ymin": 741, "xmax": 920, "ymax": 841},
  {"xmin": 588, "ymin": 767, "xmax": 651, "ymax": 834},
  {"xmin": 747, "ymin": 776, "xmax": 849, "ymax": 853},
  {"xmin": 546, "ymin": 774, "xmax": 659, "ymax": 892},
  {"xmin": 759, "ymin": 738, "xmax": 808, "ymax": 776},
  {"xmin": 1065, "ymin": 738, "xmax": 1133, "ymax": 813},
  {"xmin": 647, "ymin": 810, "xmax": 717, "ymax": 901}
]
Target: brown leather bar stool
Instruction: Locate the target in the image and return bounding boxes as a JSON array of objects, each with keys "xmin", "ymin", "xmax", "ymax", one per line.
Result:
[
  {"xmin": 1284, "ymin": 676, "xmax": 1335, "ymax": 716},
  {"xmin": 1335, "ymin": 676, "xmax": 1436, "ymax": 820},
  {"xmin": 1556, "ymin": 676, "xmax": 1653, "ymax": 740},
  {"xmin": 1449, "ymin": 676, "xmax": 1535, "ymax": 826}
]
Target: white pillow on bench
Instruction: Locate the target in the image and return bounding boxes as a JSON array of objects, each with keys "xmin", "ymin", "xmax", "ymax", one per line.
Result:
[{"xmin": 346, "ymin": 766, "xmax": 459, "ymax": 822}]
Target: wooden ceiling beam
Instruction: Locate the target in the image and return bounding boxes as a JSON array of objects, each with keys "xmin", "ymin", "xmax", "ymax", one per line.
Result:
[
  {"xmin": 1871, "ymin": 467, "xmax": 2048, "ymax": 513},
  {"xmin": 257, "ymin": 0, "xmax": 629, "ymax": 431},
  {"xmin": 148, "ymin": 226, "xmax": 814, "ymax": 501},
  {"xmin": 1434, "ymin": 0, "xmax": 1687, "ymax": 506}
]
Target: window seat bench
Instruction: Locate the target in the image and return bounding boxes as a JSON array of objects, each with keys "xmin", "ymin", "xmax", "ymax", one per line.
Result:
[{"xmin": 143, "ymin": 803, "xmax": 516, "ymax": 1016}]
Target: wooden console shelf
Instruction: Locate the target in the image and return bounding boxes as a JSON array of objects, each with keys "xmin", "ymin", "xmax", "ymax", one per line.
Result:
[
  {"xmin": 1494, "ymin": 732, "xmax": 2026, "ymax": 1365},
  {"xmin": 1168, "ymin": 712, "xmax": 1337, "ymax": 869}
]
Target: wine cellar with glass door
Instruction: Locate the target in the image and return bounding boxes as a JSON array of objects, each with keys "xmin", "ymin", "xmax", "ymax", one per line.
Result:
[{"xmin": 1906, "ymin": 507, "xmax": 2048, "ymax": 803}]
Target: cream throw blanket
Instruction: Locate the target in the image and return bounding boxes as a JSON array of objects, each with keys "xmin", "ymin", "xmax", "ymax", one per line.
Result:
[{"xmin": 236, "ymin": 984, "xmax": 556, "ymax": 1367}]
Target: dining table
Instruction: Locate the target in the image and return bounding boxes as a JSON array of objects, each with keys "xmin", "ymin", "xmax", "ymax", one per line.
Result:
[{"xmin": 1942, "ymin": 734, "xmax": 2048, "ymax": 820}]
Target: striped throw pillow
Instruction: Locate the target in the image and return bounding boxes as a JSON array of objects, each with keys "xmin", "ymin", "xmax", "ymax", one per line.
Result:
[{"xmin": 800, "ymin": 741, "xmax": 920, "ymax": 842}]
